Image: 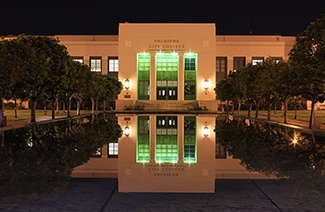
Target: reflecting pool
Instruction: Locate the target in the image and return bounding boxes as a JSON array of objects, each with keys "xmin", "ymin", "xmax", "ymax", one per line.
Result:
[
  {"xmin": 0, "ymin": 113, "xmax": 324, "ymax": 196},
  {"xmin": 216, "ymin": 118, "xmax": 325, "ymax": 193},
  {"xmin": 0, "ymin": 114, "xmax": 121, "ymax": 197}
]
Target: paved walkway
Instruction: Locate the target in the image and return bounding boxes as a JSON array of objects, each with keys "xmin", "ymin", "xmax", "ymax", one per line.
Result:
[
  {"xmin": 248, "ymin": 115, "xmax": 325, "ymax": 134},
  {"xmin": 2, "ymin": 112, "xmax": 325, "ymax": 132},
  {"xmin": 1, "ymin": 178, "xmax": 324, "ymax": 211}
]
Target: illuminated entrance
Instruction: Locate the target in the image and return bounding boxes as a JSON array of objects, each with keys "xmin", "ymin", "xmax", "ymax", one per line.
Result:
[
  {"xmin": 118, "ymin": 114, "xmax": 215, "ymax": 193},
  {"xmin": 156, "ymin": 53, "xmax": 178, "ymax": 100}
]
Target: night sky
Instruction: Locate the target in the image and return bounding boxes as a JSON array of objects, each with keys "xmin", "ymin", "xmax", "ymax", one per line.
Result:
[{"xmin": 1, "ymin": 0, "xmax": 324, "ymax": 36}]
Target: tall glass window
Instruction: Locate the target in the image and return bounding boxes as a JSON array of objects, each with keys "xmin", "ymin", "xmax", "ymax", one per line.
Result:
[
  {"xmin": 137, "ymin": 53, "xmax": 150, "ymax": 100},
  {"xmin": 252, "ymin": 57, "xmax": 264, "ymax": 65},
  {"xmin": 90, "ymin": 57, "xmax": 102, "ymax": 72},
  {"xmin": 184, "ymin": 116, "xmax": 196, "ymax": 163},
  {"xmin": 156, "ymin": 116, "xmax": 178, "ymax": 163},
  {"xmin": 233, "ymin": 57, "xmax": 246, "ymax": 72},
  {"xmin": 108, "ymin": 142, "xmax": 118, "ymax": 158},
  {"xmin": 72, "ymin": 56, "xmax": 84, "ymax": 64},
  {"xmin": 216, "ymin": 142, "xmax": 227, "ymax": 159},
  {"xmin": 137, "ymin": 116, "xmax": 150, "ymax": 163},
  {"xmin": 156, "ymin": 53, "xmax": 178, "ymax": 100},
  {"xmin": 108, "ymin": 57, "xmax": 119, "ymax": 72},
  {"xmin": 216, "ymin": 57, "xmax": 227, "ymax": 81},
  {"xmin": 184, "ymin": 53, "xmax": 197, "ymax": 100}
]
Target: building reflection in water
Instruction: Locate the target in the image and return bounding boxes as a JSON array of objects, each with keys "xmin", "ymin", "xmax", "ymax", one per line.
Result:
[
  {"xmin": 1, "ymin": 114, "xmax": 324, "ymax": 195},
  {"xmin": 117, "ymin": 114, "xmax": 215, "ymax": 193}
]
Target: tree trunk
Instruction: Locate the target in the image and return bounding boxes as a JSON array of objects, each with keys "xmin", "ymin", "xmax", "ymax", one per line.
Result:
[
  {"xmin": 103, "ymin": 100, "xmax": 106, "ymax": 112},
  {"xmin": 231, "ymin": 101, "xmax": 235, "ymax": 114},
  {"xmin": 248, "ymin": 103, "xmax": 252, "ymax": 117},
  {"xmin": 56, "ymin": 98, "xmax": 59, "ymax": 114},
  {"xmin": 309, "ymin": 99, "xmax": 316, "ymax": 129},
  {"xmin": 30, "ymin": 99, "xmax": 37, "ymax": 123},
  {"xmin": 51, "ymin": 98, "xmax": 55, "ymax": 120},
  {"xmin": 91, "ymin": 98, "xmax": 95, "ymax": 114},
  {"xmin": 63, "ymin": 101, "xmax": 66, "ymax": 113},
  {"xmin": 267, "ymin": 103, "xmax": 272, "ymax": 121},
  {"xmin": 14, "ymin": 98, "xmax": 17, "ymax": 118},
  {"xmin": 67, "ymin": 95, "xmax": 72, "ymax": 118},
  {"xmin": 76, "ymin": 94, "xmax": 80, "ymax": 116},
  {"xmin": 44, "ymin": 99, "xmax": 47, "ymax": 115},
  {"xmin": 255, "ymin": 100, "xmax": 259, "ymax": 118},
  {"xmin": 274, "ymin": 103, "xmax": 277, "ymax": 114},
  {"xmin": 283, "ymin": 98, "xmax": 288, "ymax": 124},
  {"xmin": 237, "ymin": 98, "xmax": 241, "ymax": 115},
  {"xmin": 96, "ymin": 98, "xmax": 99, "ymax": 112},
  {"xmin": 0, "ymin": 94, "xmax": 3, "ymax": 127}
]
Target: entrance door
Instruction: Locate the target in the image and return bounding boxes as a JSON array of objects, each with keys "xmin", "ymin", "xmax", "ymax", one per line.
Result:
[
  {"xmin": 156, "ymin": 53, "xmax": 178, "ymax": 100},
  {"xmin": 157, "ymin": 80, "xmax": 177, "ymax": 100}
]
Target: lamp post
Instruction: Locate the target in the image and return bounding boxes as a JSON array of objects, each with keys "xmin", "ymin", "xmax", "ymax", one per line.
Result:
[{"xmin": 294, "ymin": 96, "xmax": 297, "ymax": 119}]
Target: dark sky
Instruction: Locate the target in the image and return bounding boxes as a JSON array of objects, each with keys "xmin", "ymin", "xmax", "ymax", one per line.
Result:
[{"xmin": 1, "ymin": 0, "xmax": 324, "ymax": 36}]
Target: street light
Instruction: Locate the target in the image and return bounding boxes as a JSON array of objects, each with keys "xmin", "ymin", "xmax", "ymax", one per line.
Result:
[{"xmin": 294, "ymin": 96, "xmax": 297, "ymax": 119}]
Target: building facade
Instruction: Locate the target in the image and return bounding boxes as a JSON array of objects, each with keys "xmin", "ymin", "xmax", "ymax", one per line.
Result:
[{"xmin": 57, "ymin": 23, "xmax": 295, "ymax": 111}]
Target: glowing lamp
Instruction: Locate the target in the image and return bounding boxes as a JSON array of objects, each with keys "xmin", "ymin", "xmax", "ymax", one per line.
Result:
[
  {"xmin": 203, "ymin": 79, "xmax": 210, "ymax": 94},
  {"xmin": 124, "ymin": 126, "xmax": 130, "ymax": 137},
  {"xmin": 203, "ymin": 126, "xmax": 209, "ymax": 137},
  {"xmin": 124, "ymin": 79, "xmax": 130, "ymax": 90}
]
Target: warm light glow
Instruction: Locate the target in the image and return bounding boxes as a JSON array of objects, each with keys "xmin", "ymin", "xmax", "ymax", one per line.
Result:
[
  {"xmin": 124, "ymin": 79, "xmax": 130, "ymax": 89},
  {"xmin": 291, "ymin": 132, "xmax": 299, "ymax": 147},
  {"xmin": 185, "ymin": 160, "xmax": 192, "ymax": 164},
  {"xmin": 203, "ymin": 126, "xmax": 209, "ymax": 137},
  {"xmin": 124, "ymin": 126, "xmax": 130, "ymax": 136},
  {"xmin": 291, "ymin": 138, "xmax": 298, "ymax": 147},
  {"xmin": 203, "ymin": 79, "xmax": 210, "ymax": 90}
]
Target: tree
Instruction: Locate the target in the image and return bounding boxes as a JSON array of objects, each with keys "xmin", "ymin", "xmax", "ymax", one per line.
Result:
[
  {"xmin": 289, "ymin": 14, "xmax": 325, "ymax": 128},
  {"xmin": 101, "ymin": 75, "xmax": 122, "ymax": 111},
  {"xmin": 0, "ymin": 38, "xmax": 31, "ymax": 126},
  {"xmin": 16, "ymin": 35, "xmax": 52, "ymax": 123},
  {"xmin": 261, "ymin": 58, "xmax": 288, "ymax": 121},
  {"xmin": 274, "ymin": 60, "xmax": 295, "ymax": 124},
  {"xmin": 40, "ymin": 37, "xmax": 71, "ymax": 120},
  {"xmin": 63, "ymin": 60, "xmax": 91, "ymax": 117},
  {"xmin": 241, "ymin": 63, "xmax": 265, "ymax": 118},
  {"xmin": 84, "ymin": 73, "xmax": 105, "ymax": 113},
  {"xmin": 215, "ymin": 76, "xmax": 235, "ymax": 113}
]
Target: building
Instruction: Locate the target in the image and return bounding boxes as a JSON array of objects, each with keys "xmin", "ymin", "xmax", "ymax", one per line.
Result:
[
  {"xmin": 57, "ymin": 23, "xmax": 295, "ymax": 192},
  {"xmin": 57, "ymin": 23, "xmax": 295, "ymax": 111}
]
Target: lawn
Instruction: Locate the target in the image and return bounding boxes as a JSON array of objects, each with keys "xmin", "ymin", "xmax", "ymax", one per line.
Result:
[
  {"xmin": 3, "ymin": 109, "xmax": 93, "ymax": 121},
  {"xmin": 236, "ymin": 110, "xmax": 325, "ymax": 124}
]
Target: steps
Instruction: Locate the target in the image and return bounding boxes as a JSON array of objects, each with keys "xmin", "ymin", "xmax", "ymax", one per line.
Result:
[{"xmin": 135, "ymin": 100, "xmax": 199, "ymax": 110}]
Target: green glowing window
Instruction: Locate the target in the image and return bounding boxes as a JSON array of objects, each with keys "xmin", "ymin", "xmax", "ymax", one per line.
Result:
[
  {"xmin": 184, "ymin": 116, "xmax": 196, "ymax": 163},
  {"xmin": 137, "ymin": 116, "xmax": 150, "ymax": 163},
  {"xmin": 156, "ymin": 53, "xmax": 178, "ymax": 100},
  {"xmin": 156, "ymin": 116, "xmax": 178, "ymax": 163},
  {"xmin": 137, "ymin": 53, "xmax": 150, "ymax": 100},
  {"xmin": 184, "ymin": 53, "xmax": 197, "ymax": 100}
]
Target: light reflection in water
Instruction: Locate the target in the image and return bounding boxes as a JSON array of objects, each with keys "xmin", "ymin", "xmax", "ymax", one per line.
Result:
[
  {"xmin": 1, "ymin": 113, "xmax": 324, "ymax": 195},
  {"xmin": 0, "ymin": 114, "xmax": 121, "ymax": 197},
  {"xmin": 216, "ymin": 117, "xmax": 325, "ymax": 191}
]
